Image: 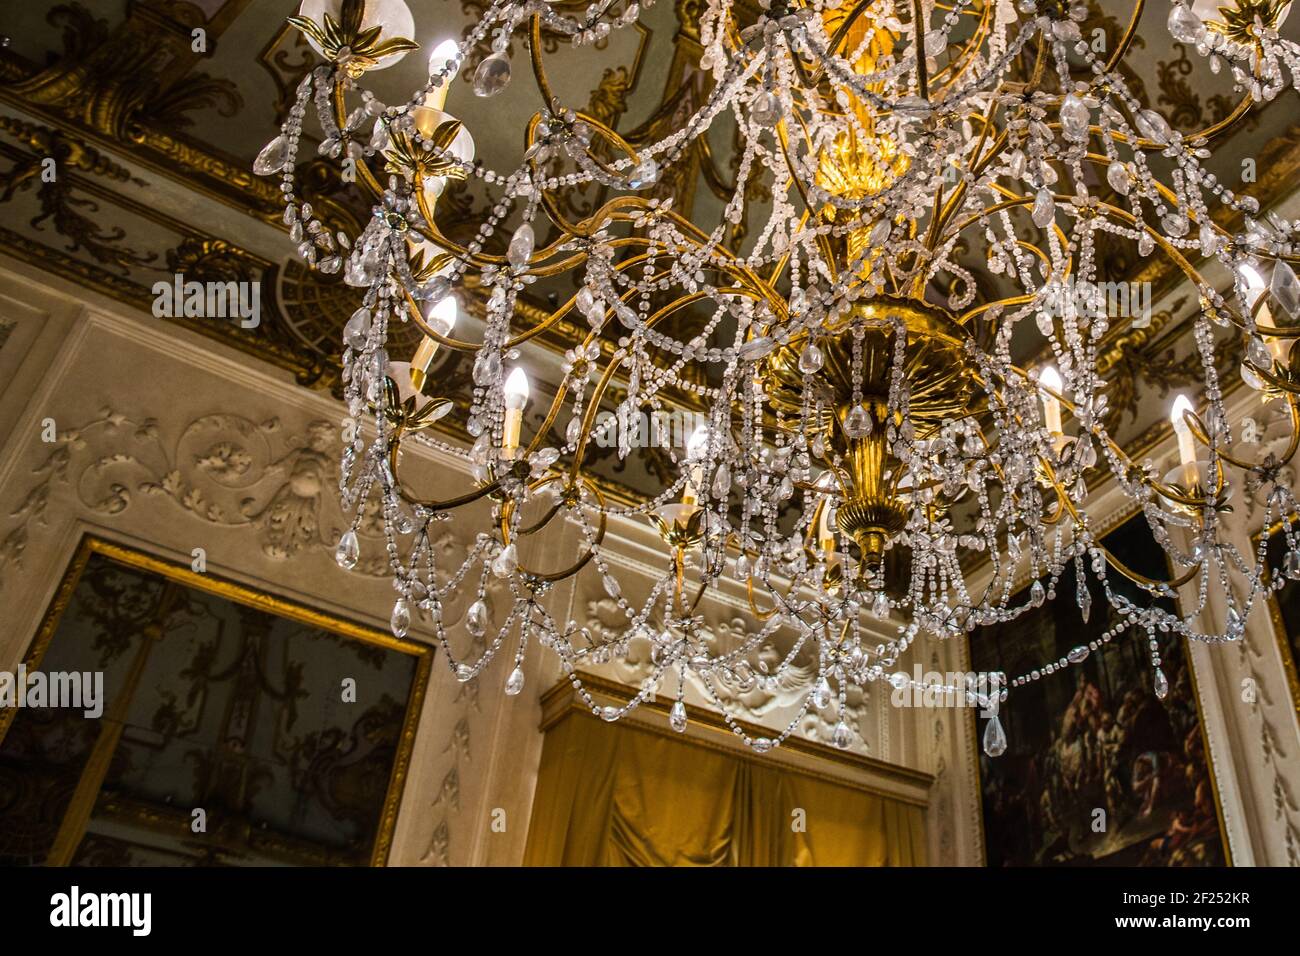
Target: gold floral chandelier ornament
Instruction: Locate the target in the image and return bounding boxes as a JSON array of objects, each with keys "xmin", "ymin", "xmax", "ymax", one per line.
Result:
[{"xmin": 259, "ymin": 0, "xmax": 1300, "ymax": 758}]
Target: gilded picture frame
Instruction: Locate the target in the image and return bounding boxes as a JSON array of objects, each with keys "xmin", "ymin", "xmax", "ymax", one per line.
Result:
[
  {"xmin": 0, "ymin": 534, "xmax": 433, "ymax": 866},
  {"xmin": 1253, "ymin": 517, "xmax": 1300, "ymax": 723},
  {"xmin": 966, "ymin": 512, "xmax": 1231, "ymax": 866}
]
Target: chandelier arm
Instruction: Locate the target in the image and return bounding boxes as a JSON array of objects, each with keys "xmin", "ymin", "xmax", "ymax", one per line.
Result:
[
  {"xmin": 803, "ymin": 1, "xmax": 880, "ymax": 86},
  {"xmin": 329, "ymin": 78, "xmax": 391, "ymax": 201},
  {"xmin": 925, "ymin": 89, "xmax": 1002, "ymax": 252},
  {"xmin": 1035, "ymin": 453, "xmax": 1205, "ymax": 590},
  {"xmin": 911, "ymin": 0, "xmax": 930, "ymax": 101},
  {"xmin": 1102, "ymin": 0, "xmax": 1146, "ymax": 74},
  {"xmin": 927, "ymin": 1, "xmax": 995, "ymax": 95},
  {"xmin": 386, "ymin": 430, "xmax": 502, "ymax": 510},
  {"xmin": 780, "ymin": 108, "xmax": 843, "ymax": 281},
  {"xmin": 566, "ymin": 284, "xmax": 773, "ymax": 485},
  {"xmin": 1185, "ymin": 395, "xmax": 1300, "ymax": 471},
  {"xmin": 500, "ymin": 475, "xmax": 608, "ymax": 582},
  {"xmin": 974, "ymin": 365, "xmax": 1195, "ymax": 508},
  {"xmin": 397, "ymin": 246, "xmax": 655, "ymax": 352}
]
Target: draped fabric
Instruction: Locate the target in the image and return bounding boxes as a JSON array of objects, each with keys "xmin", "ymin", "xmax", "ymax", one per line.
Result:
[{"xmin": 523, "ymin": 713, "xmax": 927, "ymax": 866}]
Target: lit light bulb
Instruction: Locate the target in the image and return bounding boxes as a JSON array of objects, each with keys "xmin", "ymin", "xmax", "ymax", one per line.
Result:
[
  {"xmin": 410, "ymin": 295, "xmax": 458, "ymax": 392},
  {"xmin": 1239, "ymin": 261, "xmax": 1293, "ymax": 368},
  {"xmin": 502, "ymin": 367, "xmax": 531, "ymax": 455},
  {"xmin": 1239, "ymin": 261, "xmax": 1267, "ymax": 307},
  {"xmin": 1170, "ymin": 394, "xmax": 1199, "ymax": 488},
  {"xmin": 1038, "ymin": 365, "xmax": 1064, "ymax": 435},
  {"xmin": 426, "ymin": 38, "xmax": 459, "ymax": 110}
]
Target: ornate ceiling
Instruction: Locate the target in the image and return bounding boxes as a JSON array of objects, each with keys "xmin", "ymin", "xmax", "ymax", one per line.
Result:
[{"xmin": 1, "ymin": 0, "xmax": 1298, "ymax": 498}]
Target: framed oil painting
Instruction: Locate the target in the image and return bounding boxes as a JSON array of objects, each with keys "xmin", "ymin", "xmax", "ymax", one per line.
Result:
[
  {"xmin": 1260, "ymin": 522, "xmax": 1300, "ymax": 721},
  {"xmin": 970, "ymin": 514, "xmax": 1228, "ymax": 866},
  {"xmin": 0, "ymin": 536, "xmax": 431, "ymax": 866}
]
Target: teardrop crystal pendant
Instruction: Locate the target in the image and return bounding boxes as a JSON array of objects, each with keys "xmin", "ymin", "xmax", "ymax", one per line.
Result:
[
  {"xmin": 799, "ymin": 342, "xmax": 824, "ymax": 374},
  {"xmin": 1031, "ymin": 186, "xmax": 1055, "ymax": 228},
  {"xmin": 390, "ymin": 598, "xmax": 410, "ymax": 638},
  {"xmin": 1270, "ymin": 260, "xmax": 1300, "ymax": 319},
  {"xmin": 982, "ymin": 714, "xmax": 1007, "ymax": 757},
  {"xmin": 473, "ymin": 52, "xmax": 511, "ymax": 97},
  {"xmin": 872, "ymin": 591, "xmax": 890, "ymax": 618},
  {"xmin": 506, "ymin": 223, "xmax": 535, "ymax": 269},
  {"xmin": 491, "ymin": 543, "xmax": 518, "ymax": 578},
  {"xmin": 335, "ymin": 529, "xmax": 359, "ymax": 570},
  {"xmin": 832, "ymin": 720, "xmax": 852, "ymax": 750},
  {"xmin": 1029, "ymin": 579, "xmax": 1045, "ymax": 607},
  {"xmin": 1153, "ymin": 666, "xmax": 1169, "ymax": 700},
  {"xmin": 505, "ymin": 665, "xmax": 525, "ymax": 696},
  {"xmin": 466, "ymin": 598, "xmax": 488, "ymax": 638},
  {"xmin": 711, "ymin": 464, "xmax": 730, "ymax": 499},
  {"xmin": 843, "ymin": 404, "xmax": 872, "ymax": 438},
  {"xmin": 1167, "ymin": 4, "xmax": 1207, "ymax": 44},
  {"xmin": 627, "ymin": 157, "xmax": 658, "ymax": 189},
  {"xmin": 1285, "ymin": 549, "xmax": 1300, "ymax": 580},
  {"xmin": 343, "ymin": 307, "xmax": 371, "ymax": 350},
  {"xmin": 1059, "ymin": 93, "xmax": 1090, "ymax": 141},
  {"xmin": 253, "ymin": 134, "xmax": 289, "ymax": 175},
  {"xmin": 811, "ymin": 676, "xmax": 831, "ymax": 710},
  {"xmin": 749, "ymin": 89, "xmax": 780, "ymax": 125},
  {"xmin": 1135, "ymin": 108, "xmax": 1171, "ymax": 145},
  {"xmin": 1106, "ymin": 160, "xmax": 1130, "ymax": 195},
  {"xmin": 669, "ymin": 700, "xmax": 687, "ymax": 733}
]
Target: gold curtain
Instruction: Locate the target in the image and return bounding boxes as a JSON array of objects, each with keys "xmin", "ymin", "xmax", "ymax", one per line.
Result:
[{"xmin": 523, "ymin": 713, "xmax": 926, "ymax": 866}]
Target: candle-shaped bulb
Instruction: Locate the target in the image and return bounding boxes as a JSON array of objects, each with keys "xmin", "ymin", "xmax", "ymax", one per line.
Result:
[
  {"xmin": 424, "ymin": 294, "xmax": 457, "ymax": 336},
  {"xmin": 501, "ymin": 367, "xmax": 530, "ymax": 455},
  {"xmin": 504, "ymin": 367, "xmax": 530, "ymax": 408},
  {"xmin": 1039, "ymin": 365, "xmax": 1064, "ymax": 435},
  {"xmin": 1170, "ymin": 393, "xmax": 1198, "ymax": 487},
  {"xmin": 682, "ymin": 424, "xmax": 709, "ymax": 507},
  {"xmin": 426, "ymin": 39, "xmax": 459, "ymax": 110},
  {"xmin": 410, "ymin": 295, "xmax": 459, "ymax": 392}
]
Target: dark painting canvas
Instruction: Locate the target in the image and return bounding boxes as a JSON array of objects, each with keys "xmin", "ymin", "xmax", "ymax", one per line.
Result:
[
  {"xmin": 971, "ymin": 515, "xmax": 1226, "ymax": 866},
  {"xmin": 0, "ymin": 541, "xmax": 427, "ymax": 866}
]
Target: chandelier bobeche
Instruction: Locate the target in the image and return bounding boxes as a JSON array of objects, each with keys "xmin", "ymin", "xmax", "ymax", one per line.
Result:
[{"xmin": 257, "ymin": 0, "xmax": 1300, "ymax": 757}]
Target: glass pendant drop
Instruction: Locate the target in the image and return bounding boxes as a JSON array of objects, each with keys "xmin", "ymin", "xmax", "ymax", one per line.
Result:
[
  {"xmin": 505, "ymin": 666, "xmax": 525, "ymax": 696},
  {"xmin": 1153, "ymin": 666, "xmax": 1169, "ymax": 700},
  {"xmin": 982, "ymin": 714, "xmax": 1007, "ymax": 757},
  {"xmin": 811, "ymin": 676, "xmax": 831, "ymax": 710},
  {"xmin": 390, "ymin": 598, "xmax": 410, "ymax": 638},
  {"xmin": 467, "ymin": 598, "xmax": 488, "ymax": 638},
  {"xmin": 669, "ymin": 700, "xmax": 687, "ymax": 733},
  {"xmin": 253, "ymin": 134, "xmax": 289, "ymax": 175},
  {"xmin": 473, "ymin": 53, "xmax": 511, "ymax": 96},
  {"xmin": 335, "ymin": 529, "xmax": 359, "ymax": 570}
]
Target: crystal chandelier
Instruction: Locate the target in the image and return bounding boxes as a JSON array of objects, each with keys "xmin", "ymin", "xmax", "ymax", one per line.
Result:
[{"xmin": 256, "ymin": 0, "xmax": 1300, "ymax": 758}]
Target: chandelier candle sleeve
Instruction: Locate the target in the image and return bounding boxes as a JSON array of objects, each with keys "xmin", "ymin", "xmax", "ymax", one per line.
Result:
[
  {"xmin": 502, "ymin": 367, "xmax": 530, "ymax": 455},
  {"xmin": 410, "ymin": 295, "xmax": 458, "ymax": 392},
  {"xmin": 1038, "ymin": 366, "xmax": 1064, "ymax": 436}
]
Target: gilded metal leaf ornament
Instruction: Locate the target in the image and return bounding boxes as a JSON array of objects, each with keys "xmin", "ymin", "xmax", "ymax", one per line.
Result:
[{"xmin": 286, "ymin": 0, "xmax": 420, "ymax": 78}]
